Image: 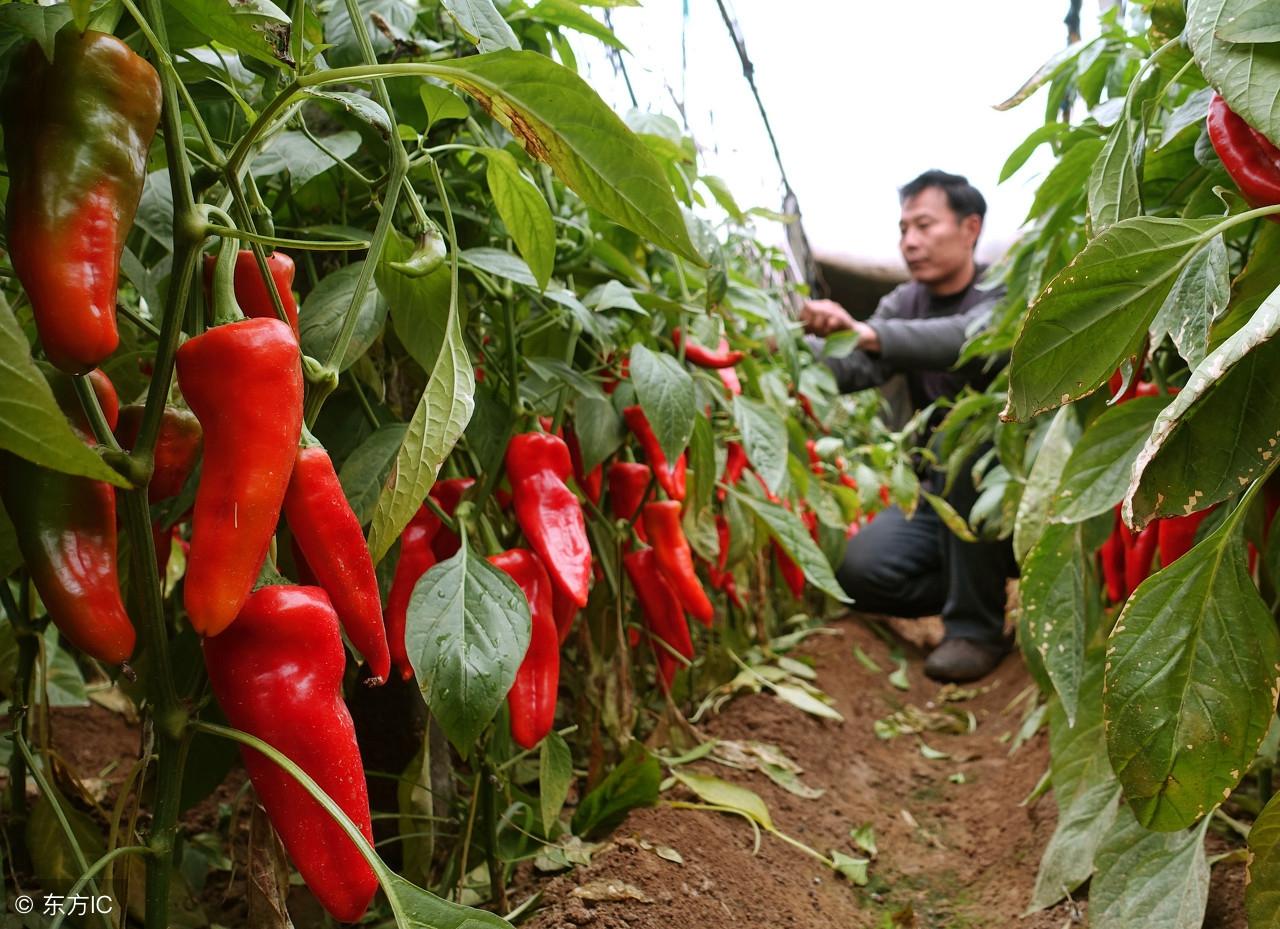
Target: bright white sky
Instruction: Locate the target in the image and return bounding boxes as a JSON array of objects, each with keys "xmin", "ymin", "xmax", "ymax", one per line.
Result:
[{"xmin": 576, "ymin": 1, "xmax": 1106, "ymax": 267}]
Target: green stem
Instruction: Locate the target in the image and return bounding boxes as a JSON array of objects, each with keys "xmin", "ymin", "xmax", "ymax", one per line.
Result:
[
  {"xmin": 479, "ymin": 756, "xmax": 507, "ymax": 910},
  {"xmin": 205, "ymin": 225, "xmax": 369, "ymax": 251},
  {"xmin": 48, "ymin": 846, "xmax": 151, "ymax": 929},
  {"xmin": 117, "ymin": 301, "xmax": 163, "ymax": 339},
  {"xmin": 72, "ymin": 376, "xmax": 124, "ymax": 453},
  {"xmin": 2, "ymin": 582, "xmax": 36, "ymax": 825}
]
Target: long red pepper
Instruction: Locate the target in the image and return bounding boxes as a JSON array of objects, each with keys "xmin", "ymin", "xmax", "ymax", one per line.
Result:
[
  {"xmin": 607, "ymin": 461, "xmax": 652, "ymax": 543},
  {"xmin": 642, "ymin": 501, "xmax": 714, "ymax": 626},
  {"xmin": 775, "ymin": 541, "xmax": 806, "ymax": 598},
  {"xmin": 384, "ymin": 507, "xmax": 440, "ymax": 682},
  {"xmin": 1207, "ymin": 93, "xmax": 1280, "ymax": 219},
  {"xmin": 202, "ymin": 249, "xmax": 299, "ymax": 334},
  {"xmin": 623, "ymin": 547, "xmax": 694, "ymax": 687},
  {"xmin": 489, "ymin": 549, "xmax": 560, "ymax": 749},
  {"xmin": 1124, "ymin": 523, "xmax": 1160, "ymax": 596},
  {"xmin": 565, "ymin": 425, "xmax": 602, "ymax": 505},
  {"xmin": 623, "ymin": 405, "xmax": 686, "ymax": 501},
  {"xmin": 1100, "ymin": 507, "xmax": 1127, "ymax": 604},
  {"xmin": 284, "ymin": 433, "xmax": 390, "ymax": 683},
  {"xmin": 506, "ymin": 433, "xmax": 593, "ymax": 607},
  {"xmin": 115, "ymin": 404, "xmax": 202, "ymax": 502},
  {"xmin": 177, "ymin": 315, "xmax": 303, "ymax": 636},
  {"xmin": 202, "ymin": 585, "xmax": 377, "ymax": 923},
  {"xmin": 1157, "ymin": 508, "xmax": 1213, "ymax": 567},
  {"xmin": 672, "ymin": 328, "xmax": 745, "ymax": 368},
  {"xmin": 720, "ymin": 441, "xmax": 748, "ymax": 500}
]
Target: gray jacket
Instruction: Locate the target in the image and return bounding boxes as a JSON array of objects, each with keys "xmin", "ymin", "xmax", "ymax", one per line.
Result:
[{"xmin": 822, "ymin": 269, "xmax": 1005, "ymax": 426}]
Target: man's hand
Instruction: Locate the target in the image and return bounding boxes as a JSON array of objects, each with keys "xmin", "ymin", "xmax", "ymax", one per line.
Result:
[{"xmin": 800, "ymin": 298, "xmax": 855, "ymax": 336}]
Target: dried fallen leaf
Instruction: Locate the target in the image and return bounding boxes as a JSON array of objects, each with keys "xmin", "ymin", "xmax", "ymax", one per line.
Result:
[{"xmin": 572, "ymin": 880, "xmax": 652, "ymax": 903}]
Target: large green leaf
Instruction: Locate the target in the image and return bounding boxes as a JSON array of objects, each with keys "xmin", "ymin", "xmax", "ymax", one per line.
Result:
[
  {"xmin": 571, "ymin": 742, "xmax": 661, "ymax": 837},
  {"xmin": 1030, "ymin": 657, "xmax": 1122, "ymax": 911},
  {"xmin": 1087, "ymin": 106, "xmax": 1141, "ymax": 235},
  {"xmin": 1127, "ymin": 284, "xmax": 1280, "ymax": 526},
  {"xmin": 483, "ymin": 148, "xmax": 555, "ymax": 289},
  {"xmin": 1013, "ymin": 406, "xmax": 1078, "ymax": 562},
  {"xmin": 1052, "ymin": 396, "xmax": 1169, "ymax": 524},
  {"xmin": 1088, "ymin": 809, "xmax": 1210, "ymax": 929},
  {"xmin": 366, "ymin": 266, "xmax": 475, "ymax": 564},
  {"xmin": 166, "ymin": 0, "xmax": 292, "ymax": 70},
  {"xmin": 1018, "ymin": 522, "xmax": 1087, "ymax": 723},
  {"xmin": 1248, "ymin": 790, "xmax": 1280, "ymax": 926},
  {"xmin": 0, "ymin": 301, "xmax": 130, "ymax": 487},
  {"xmin": 1150, "ymin": 234, "xmax": 1230, "ymax": 369},
  {"xmin": 630, "ymin": 344, "xmax": 695, "ymax": 464},
  {"xmin": 338, "ymin": 425, "xmax": 408, "ymax": 525},
  {"xmin": 1004, "ymin": 218, "xmax": 1219, "ymax": 421},
  {"xmin": 416, "ymin": 51, "xmax": 699, "ymax": 262},
  {"xmin": 300, "ymin": 262, "xmax": 388, "ymax": 372},
  {"xmin": 733, "ymin": 396, "xmax": 787, "ymax": 497},
  {"xmin": 405, "ymin": 544, "xmax": 530, "ymax": 754},
  {"xmin": 735, "ymin": 493, "xmax": 849, "ymax": 602},
  {"xmin": 1187, "ymin": 0, "xmax": 1280, "ymax": 146},
  {"xmin": 1104, "ymin": 524, "xmax": 1280, "ymax": 830},
  {"xmin": 538, "ymin": 731, "xmax": 573, "ymax": 833}
]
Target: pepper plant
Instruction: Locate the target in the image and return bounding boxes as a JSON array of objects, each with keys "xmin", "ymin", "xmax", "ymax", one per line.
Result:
[{"xmin": 0, "ymin": 0, "xmax": 914, "ymax": 924}]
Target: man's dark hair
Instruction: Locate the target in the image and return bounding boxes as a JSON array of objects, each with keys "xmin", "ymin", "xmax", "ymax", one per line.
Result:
[{"xmin": 899, "ymin": 170, "xmax": 987, "ymax": 221}]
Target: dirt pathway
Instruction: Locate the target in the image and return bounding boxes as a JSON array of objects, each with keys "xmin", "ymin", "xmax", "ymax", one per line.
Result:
[{"xmin": 524, "ymin": 615, "xmax": 1247, "ymax": 929}]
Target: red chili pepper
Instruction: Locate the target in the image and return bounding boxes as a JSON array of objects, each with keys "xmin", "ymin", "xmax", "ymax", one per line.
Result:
[
  {"xmin": 115, "ymin": 404, "xmax": 203, "ymax": 503},
  {"xmin": 506, "ymin": 433, "xmax": 593, "ymax": 607},
  {"xmin": 607, "ymin": 461, "xmax": 651, "ymax": 544},
  {"xmin": 805, "ymin": 439, "xmax": 823, "ymax": 475},
  {"xmin": 1124, "ymin": 523, "xmax": 1160, "ymax": 596},
  {"xmin": 797, "ymin": 392, "xmax": 828, "ymax": 433},
  {"xmin": 565, "ymin": 425, "xmax": 603, "ymax": 505},
  {"xmin": 623, "ymin": 547, "xmax": 694, "ymax": 687},
  {"xmin": 0, "ymin": 370, "xmax": 134, "ymax": 663},
  {"xmin": 489, "ymin": 549, "xmax": 560, "ymax": 749},
  {"xmin": 672, "ymin": 328, "xmax": 745, "ymax": 368},
  {"xmin": 177, "ymin": 316, "xmax": 303, "ymax": 636},
  {"xmin": 202, "ymin": 585, "xmax": 377, "ymax": 923},
  {"xmin": 384, "ymin": 507, "xmax": 440, "ymax": 682},
  {"xmin": 602, "ymin": 355, "xmax": 630, "ymax": 395},
  {"xmin": 427, "ymin": 477, "xmax": 474, "ymax": 561},
  {"xmin": 642, "ymin": 501, "xmax": 714, "ymax": 626},
  {"xmin": 801, "ymin": 507, "xmax": 820, "ymax": 543},
  {"xmin": 879, "ymin": 484, "xmax": 892, "ymax": 507},
  {"xmin": 284, "ymin": 434, "xmax": 389, "ymax": 683},
  {"xmin": 1157, "ymin": 507, "xmax": 1213, "ymax": 567},
  {"xmin": 202, "ymin": 249, "xmax": 299, "ymax": 334},
  {"xmin": 775, "ymin": 541, "xmax": 806, "ymax": 598},
  {"xmin": 1100, "ymin": 508, "xmax": 1127, "ymax": 604},
  {"xmin": 552, "ymin": 586, "xmax": 578, "ymax": 646},
  {"xmin": 753, "ymin": 470, "xmax": 782, "ymax": 504},
  {"xmin": 1207, "ymin": 93, "xmax": 1280, "ymax": 221},
  {"xmin": 718, "ymin": 365, "xmax": 743, "ymax": 396},
  {"xmin": 622, "ymin": 405, "xmax": 686, "ymax": 501},
  {"xmin": 720, "ymin": 442, "xmax": 749, "ymax": 501}
]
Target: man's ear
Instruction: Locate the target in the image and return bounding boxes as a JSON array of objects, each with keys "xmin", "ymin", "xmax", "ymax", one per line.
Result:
[{"xmin": 962, "ymin": 214, "xmax": 983, "ymax": 249}]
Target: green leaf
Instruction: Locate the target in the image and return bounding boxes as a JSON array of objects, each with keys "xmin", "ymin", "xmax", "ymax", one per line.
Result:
[
  {"xmin": 166, "ymin": 0, "xmax": 293, "ymax": 70},
  {"xmin": 405, "ymin": 544, "xmax": 531, "ymax": 754},
  {"xmin": 1027, "ymin": 137, "xmax": 1103, "ymax": 221},
  {"xmin": 1150, "ymin": 234, "xmax": 1230, "ymax": 369},
  {"xmin": 442, "ymin": 0, "xmax": 520, "ymax": 52},
  {"xmin": 1004, "ymin": 217, "xmax": 1218, "ymax": 421},
  {"xmin": 1018, "ymin": 523, "xmax": 1086, "ymax": 723},
  {"xmin": 0, "ymin": 507, "xmax": 21, "ymax": 579},
  {"xmin": 571, "ymin": 742, "xmax": 661, "ymax": 837},
  {"xmin": 0, "ymin": 302, "xmax": 130, "ymax": 487},
  {"xmin": 382, "ymin": 870, "xmax": 514, "ymax": 928},
  {"xmin": 252, "ymin": 130, "xmax": 363, "ymax": 186},
  {"xmin": 539, "ymin": 731, "xmax": 573, "ymax": 833},
  {"xmin": 1088, "ymin": 108, "xmax": 1141, "ymax": 235},
  {"xmin": 338, "ymin": 425, "xmax": 408, "ymax": 525},
  {"xmin": 1209, "ymin": 220, "xmax": 1280, "ymax": 350},
  {"xmin": 528, "ymin": 0, "xmax": 627, "ymax": 51},
  {"xmin": 27, "ymin": 786, "xmax": 104, "ymax": 887},
  {"xmin": 1088, "ymin": 809, "xmax": 1210, "ymax": 929},
  {"xmin": 1127, "ymin": 284, "xmax": 1280, "ymax": 525},
  {"xmin": 1188, "ymin": 0, "xmax": 1280, "ymax": 145},
  {"xmin": 687, "ymin": 414, "xmax": 716, "ymax": 513},
  {"xmin": 700, "ymin": 174, "xmax": 744, "ymax": 220},
  {"xmin": 1104, "ymin": 525, "xmax": 1280, "ymax": 830},
  {"xmin": 850, "ymin": 824, "xmax": 877, "ymax": 858},
  {"xmin": 377, "ymin": 231, "xmax": 456, "ymax": 373},
  {"xmin": 324, "ymin": 0, "xmax": 416, "ymax": 67},
  {"xmin": 420, "ymin": 82, "xmax": 471, "ymax": 127},
  {"xmin": 830, "ymin": 850, "xmax": 870, "ymax": 886},
  {"xmin": 1053, "ymin": 395, "xmax": 1169, "ymax": 524},
  {"xmin": 1217, "ymin": 4, "xmax": 1280, "ymax": 42},
  {"xmin": 483, "ymin": 148, "xmax": 555, "ymax": 289},
  {"xmin": 303, "ymin": 89, "xmax": 393, "ymax": 139},
  {"xmin": 573, "ymin": 396, "xmax": 624, "ymax": 473},
  {"xmin": 300, "ymin": 262, "xmax": 388, "ymax": 372},
  {"xmin": 1247, "ymin": 789, "xmax": 1280, "ymax": 926},
  {"xmin": 526, "ymin": 358, "xmax": 605, "ymax": 401},
  {"xmin": 671, "ymin": 770, "xmax": 773, "ymax": 830},
  {"xmin": 922, "ymin": 492, "xmax": 977, "ymax": 543},
  {"xmin": 426, "ymin": 51, "xmax": 700, "ymax": 262},
  {"xmin": 0, "ymin": 3, "xmax": 73, "ymax": 59},
  {"xmin": 367, "ymin": 267, "xmax": 475, "ymax": 564},
  {"xmin": 630, "ymin": 345, "xmax": 695, "ymax": 464},
  {"xmin": 735, "ymin": 493, "xmax": 850, "ymax": 602},
  {"xmin": 1013, "ymin": 406, "xmax": 1078, "ymax": 563},
  {"xmin": 733, "ymin": 397, "xmax": 787, "ymax": 497}
]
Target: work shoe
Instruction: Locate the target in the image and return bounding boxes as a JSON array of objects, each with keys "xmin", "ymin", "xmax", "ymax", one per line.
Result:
[{"xmin": 924, "ymin": 637, "xmax": 1009, "ymax": 683}]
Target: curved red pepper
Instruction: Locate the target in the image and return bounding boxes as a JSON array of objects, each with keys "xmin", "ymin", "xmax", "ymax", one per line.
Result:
[
  {"xmin": 1124, "ymin": 523, "xmax": 1160, "ymax": 596},
  {"xmin": 672, "ymin": 329, "xmax": 745, "ymax": 368},
  {"xmin": 1100, "ymin": 508, "xmax": 1127, "ymax": 604},
  {"xmin": 115, "ymin": 404, "xmax": 202, "ymax": 503},
  {"xmin": 720, "ymin": 442, "xmax": 748, "ymax": 501},
  {"xmin": 489, "ymin": 549, "xmax": 560, "ymax": 749},
  {"xmin": 284, "ymin": 440, "xmax": 390, "ymax": 683},
  {"xmin": 607, "ymin": 460, "xmax": 651, "ymax": 544},
  {"xmin": 1157, "ymin": 507, "xmax": 1213, "ymax": 567},
  {"xmin": 427, "ymin": 477, "xmax": 474, "ymax": 561},
  {"xmin": 384, "ymin": 507, "xmax": 440, "ymax": 682},
  {"xmin": 718, "ymin": 366, "xmax": 743, "ymax": 396},
  {"xmin": 177, "ymin": 317, "xmax": 303, "ymax": 636},
  {"xmin": 1208, "ymin": 93, "xmax": 1280, "ymax": 221},
  {"xmin": 623, "ymin": 405, "xmax": 686, "ymax": 501},
  {"xmin": 642, "ymin": 501, "xmax": 714, "ymax": 626},
  {"xmin": 202, "ymin": 585, "xmax": 377, "ymax": 923},
  {"xmin": 202, "ymin": 249, "xmax": 300, "ymax": 334},
  {"xmin": 775, "ymin": 541, "xmax": 806, "ymax": 598},
  {"xmin": 506, "ymin": 433, "xmax": 592, "ymax": 607},
  {"xmin": 623, "ymin": 547, "xmax": 694, "ymax": 686}
]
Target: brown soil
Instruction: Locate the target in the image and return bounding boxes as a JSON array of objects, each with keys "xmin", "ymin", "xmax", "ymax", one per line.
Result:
[{"xmin": 522, "ymin": 615, "xmax": 1248, "ymax": 929}]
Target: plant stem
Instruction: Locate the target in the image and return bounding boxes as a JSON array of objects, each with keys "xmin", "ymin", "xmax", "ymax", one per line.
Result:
[
  {"xmin": 1, "ymin": 583, "xmax": 36, "ymax": 826},
  {"xmin": 479, "ymin": 757, "xmax": 508, "ymax": 911}
]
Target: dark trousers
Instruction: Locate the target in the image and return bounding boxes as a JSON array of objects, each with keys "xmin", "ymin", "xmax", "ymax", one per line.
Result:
[{"xmin": 836, "ymin": 460, "xmax": 1015, "ymax": 646}]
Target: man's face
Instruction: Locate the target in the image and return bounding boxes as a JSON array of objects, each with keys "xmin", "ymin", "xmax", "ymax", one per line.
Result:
[{"xmin": 898, "ymin": 187, "xmax": 981, "ymax": 287}]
